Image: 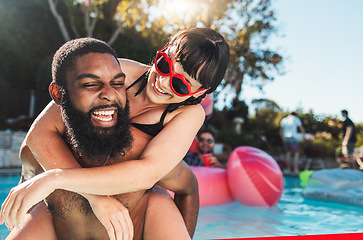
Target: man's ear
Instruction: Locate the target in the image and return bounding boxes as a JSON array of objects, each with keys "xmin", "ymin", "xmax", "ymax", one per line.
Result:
[{"xmin": 49, "ymin": 82, "xmax": 62, "ymax": 105}]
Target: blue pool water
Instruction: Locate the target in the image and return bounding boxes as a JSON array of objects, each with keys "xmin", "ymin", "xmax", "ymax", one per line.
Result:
[
  {"xmin": 1, "ymin": 175, "xmax": 363, "ymax": 239},
  {"xmin": 194, "ymin": 176, "xmax": 363, "ymax": 239},
  {"xmin": 1, "ymin": 174, "xmax": 20, "ymax": 240}
]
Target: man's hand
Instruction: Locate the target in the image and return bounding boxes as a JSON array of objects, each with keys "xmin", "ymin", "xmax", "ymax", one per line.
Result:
[
  {"xmin": 87, "ymin": 195, "xmax": 134, "ymax": 240},
  {"xmin": 209, "ymin": 156, "xmax": 224, "ymax": 168}
]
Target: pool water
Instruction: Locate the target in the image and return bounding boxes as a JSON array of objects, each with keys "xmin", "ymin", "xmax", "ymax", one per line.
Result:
[
  {"xmin": 1, "ymin": 175, "xmax": 363, "ymax": 239},
  {"xmin": 1, "ymin": 174, "xmax": 19, "ymax": 239},
  {"xmin": 194, "ymin": 176, "xmax": 363, "ymax": 239}
]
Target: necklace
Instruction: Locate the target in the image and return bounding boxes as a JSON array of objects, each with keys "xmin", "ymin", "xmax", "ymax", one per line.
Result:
[{"xmin": 103, "ymin": 155, "xmax": 110, "ymax": 166}]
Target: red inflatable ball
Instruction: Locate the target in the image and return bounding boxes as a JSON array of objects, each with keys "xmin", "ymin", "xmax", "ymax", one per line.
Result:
[{"xmin": 227, "ymin": 146, "xmax": 284, "ymax": 207}]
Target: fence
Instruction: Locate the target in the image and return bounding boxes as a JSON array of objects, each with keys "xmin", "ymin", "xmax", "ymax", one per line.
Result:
[{"xmin": 0, "ymin": 131, "xmax": 26, "ymax": 168}]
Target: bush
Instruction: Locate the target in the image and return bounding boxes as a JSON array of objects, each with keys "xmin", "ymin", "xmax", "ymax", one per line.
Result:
[{"xmin": 216, "ymin": 129, "xmax": 259, "ymax": 150}]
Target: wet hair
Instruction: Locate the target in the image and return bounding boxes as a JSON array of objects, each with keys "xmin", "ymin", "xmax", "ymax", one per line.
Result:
[{"xmin": 52, "ymin": 37, "xmax": 118, "ymax": 88}]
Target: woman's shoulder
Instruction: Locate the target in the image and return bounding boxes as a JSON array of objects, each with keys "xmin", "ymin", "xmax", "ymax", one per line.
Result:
[
  {"xmin": 118, "ymin": 58, "xmax": 150, "ymax": 85},
  {"xmin": 118, "ymin": 58, "xmax": 149, "ymax": 74},
  {"xmin": 166, "ymin": 104, "xmax": 205, "ymax": 124},
  {"xmin": 179, "ymin": 103, "xmax": 205, "ymax": 112}
]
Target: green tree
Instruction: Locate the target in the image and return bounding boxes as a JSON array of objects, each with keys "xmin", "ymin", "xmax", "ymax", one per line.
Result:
[
  {"xmin": 0, "ymin": 0, "xmax": 284, "ymax": 129},
  {"xmin": 356, "ymin": 124, "xmax": 363, "ymax": 147},
  {"xmin": 249, "ymin": 98, "xmax": 283, "ymax": 153},
  {"xmin": 47, "ymin": 0, "xmax": 283, "ymax": 94},
  {"xmin": 0, "ymin": 0, "xmax": 63, "ymax": 127},
  {"xmin": 220, "ymin": 0, "xmax": 283, "ymax": 98},
  {"xmin": 0, "ymin": 0, "xmax": 63, "ymax": 89}
]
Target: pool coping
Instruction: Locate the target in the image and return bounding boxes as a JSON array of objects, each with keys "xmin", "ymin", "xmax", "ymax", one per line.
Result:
[{"xmin": 0, "ymin": 167, "xmax": 21, "ymax": 176}]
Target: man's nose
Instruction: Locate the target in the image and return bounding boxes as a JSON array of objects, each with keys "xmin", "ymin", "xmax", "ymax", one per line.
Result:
[{"xmin": 99, "ymin": 84, "xmax": 117, "ymax": 101}]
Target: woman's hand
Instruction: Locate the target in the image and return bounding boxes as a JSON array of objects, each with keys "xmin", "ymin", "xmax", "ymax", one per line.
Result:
[
  {"xmin": 0, "ymin": 170, "xmax": 59, "ymax": 230},
  {"xmin": 87, "ymin": 194, "xmax": 134, "ymax": 240}
]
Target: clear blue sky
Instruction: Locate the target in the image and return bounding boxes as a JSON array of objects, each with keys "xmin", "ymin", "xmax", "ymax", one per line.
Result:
[{"xmin": 241, "ymin": 0, "xmax": 363, "ymax": 123}]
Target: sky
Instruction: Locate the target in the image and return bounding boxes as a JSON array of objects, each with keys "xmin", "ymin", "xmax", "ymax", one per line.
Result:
[{"xmin": 240, "ymin": 0, "xmax": 363, "ymax": 123}]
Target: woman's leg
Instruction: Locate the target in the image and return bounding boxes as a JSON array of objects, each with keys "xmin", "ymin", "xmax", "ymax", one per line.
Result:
[
  {"xmin": 143, "ymin": 188, "xmax": 191, "ymax": 240},
  {"xmin": 6, "ymin": 201, "xmax": 57, "ymax": 240}
]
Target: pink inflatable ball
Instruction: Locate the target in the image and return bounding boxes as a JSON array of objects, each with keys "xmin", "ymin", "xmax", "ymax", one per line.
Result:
[
  {"xmin": 227, "ymin": 146, "xmax": 284, "ymax": 207},
  {"xmin": 200, "ymin": 94, "xmax": 214, "ymax": 117},
  {"xmin": 190, "ymin": 166, "xmax": 234, "ymax": 207}
]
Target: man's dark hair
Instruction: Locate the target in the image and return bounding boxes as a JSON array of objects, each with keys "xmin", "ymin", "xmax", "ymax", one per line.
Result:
[
  {"xmin": 52, "ymin": 37, "xmax": 118, "ymax": 88},
  {"xmin": 197, "ymin": 128, "xmax": 216, "ymax": 140},
  {"xmin": 291, "ymin": 112, "xmax": 297, "ymax": 116},
  {"xmin": 341, "ymin": 109, "xmax": 348, "ymax": 115}
]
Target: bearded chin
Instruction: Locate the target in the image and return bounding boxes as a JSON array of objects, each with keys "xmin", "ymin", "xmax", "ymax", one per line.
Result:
[{"xmin": 60, "ymin": 93, "xmax": 133, "ymax": 160}]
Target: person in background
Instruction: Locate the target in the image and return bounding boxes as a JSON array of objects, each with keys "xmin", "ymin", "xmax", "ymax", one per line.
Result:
[
  {"xmin": 341, "ymin": 109, "xmax": 357, "ymax": 169},
  {"xmin": 183, "ymin": 129, "xmax": 226, "ymax": 168},
  {"xmin": 280, "ymin": 112, "xmax": 305, "ymax": 173}
]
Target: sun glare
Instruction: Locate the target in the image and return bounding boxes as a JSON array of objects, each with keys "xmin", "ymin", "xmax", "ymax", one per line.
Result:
[{"xmin": 158, "ymin": 0, "xmax": 202, "ymax": 23}]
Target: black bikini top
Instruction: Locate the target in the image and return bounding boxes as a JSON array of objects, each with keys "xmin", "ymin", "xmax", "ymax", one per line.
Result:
[
  {"xmin": 130, "ymin": 109, "xmax": 168, "ymax": 137},
  {"xmin": 126, "ymin": 72, "xmax": 169, "ymax": 137}
]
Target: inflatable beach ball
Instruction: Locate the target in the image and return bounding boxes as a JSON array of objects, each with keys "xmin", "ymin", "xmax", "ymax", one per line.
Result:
[{"xmin": 227, "ymin": 146, "xmax": 284, "ymax": 207}]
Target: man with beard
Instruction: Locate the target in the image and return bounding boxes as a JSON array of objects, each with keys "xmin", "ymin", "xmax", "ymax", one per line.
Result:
[{"xmin": 5, "ymin": 38, "xmax": 197, "ymax": 240}]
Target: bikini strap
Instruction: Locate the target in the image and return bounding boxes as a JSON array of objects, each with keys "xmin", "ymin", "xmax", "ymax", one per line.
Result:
[
  {"xmin": 126, "ymin": 71, "xmax": 148, "ymax": 96},
  {"xmin": 159, "ymin": 108, "xmax": 169, "ymax": 125}
]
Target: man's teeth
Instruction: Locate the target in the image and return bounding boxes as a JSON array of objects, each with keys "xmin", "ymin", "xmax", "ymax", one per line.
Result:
[{"xmin": 93, "ymin": 110, "xmax": 114, "ymax": 121}]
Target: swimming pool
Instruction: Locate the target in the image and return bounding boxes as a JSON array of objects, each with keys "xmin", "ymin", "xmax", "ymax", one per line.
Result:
[
  {"xmin": 1, "ymin": 173, "xmax": 20, "ymax": 239},
  {"xmin": 194, "ymin": 176, "xmax": 363, "ymax": 239},
  {"xmin": 1, "ymin": 175, "xmax": 363, "ymax": 239}
]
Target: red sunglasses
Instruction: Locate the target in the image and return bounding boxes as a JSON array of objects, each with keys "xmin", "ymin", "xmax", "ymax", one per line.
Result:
[{"xmin": 154, "ymin": 45, "xmax": 205, "ymax": 97}]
